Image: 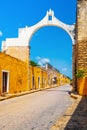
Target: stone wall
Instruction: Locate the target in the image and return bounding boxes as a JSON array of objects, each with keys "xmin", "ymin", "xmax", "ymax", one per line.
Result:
[
  {"xmin": 72, "ymin": 44, "xmax": 77, "ymax": 91},
  {"xmin": 76, "ymin": 0, "xmax": 87, "ymax": 95},
  {"xmin": 76, "ymin": 0, "xmax": 87, "ymax": 72}
]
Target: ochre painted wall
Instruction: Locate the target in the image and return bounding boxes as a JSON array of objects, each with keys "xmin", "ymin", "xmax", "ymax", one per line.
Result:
[
  {"xmin": 30, "ymin": 66, "xmax": 70, "ymax": 90},
  {"xmin": 0, "ymin": 53, "xmax": 29, "ymax": 95},
  {"xmin": 0, "ymin": 53, "xmax": 70, "ymax": 95},
  {"xmin": 77, "ymin": 77, "xmax": 87, "ymax": 96},
  {"xmin": 30, "ymin": 66, "xmax": 48, "ymax": 90}
]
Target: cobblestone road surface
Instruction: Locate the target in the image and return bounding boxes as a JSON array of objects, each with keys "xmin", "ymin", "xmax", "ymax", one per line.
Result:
[{"xmin": 0, "ymin": 85, "xmax": 74, "ymax": 130}]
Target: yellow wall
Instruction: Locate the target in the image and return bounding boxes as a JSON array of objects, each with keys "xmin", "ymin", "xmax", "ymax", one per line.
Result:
[
  {"xmin": 30, "ymin": 66, "xmax": 48, "ymax": 90},
  {"xmin": 47, "ymin": 73, "xmax": 52, "ymax": 88},
  {"xmin": 77, "ymin": 77, "xmax": 87, "ymax": 96},
  {"xmin": 59, "ymin": 74, "xmax": 70, "ymax": 86},
  {"xmin": 42, "ymin": 69, "xmax": 48, "ymax": 88},
  {"xmin": 29, "ymin": 66, "xmax": 67, "ymax": 90},
  {"xmin": 0, "ymin": 53, "xmax": 29, "ymax": 95},
  {"xmin": 0, "ymin": 53, "xmax": 70, "ymax": 96}
]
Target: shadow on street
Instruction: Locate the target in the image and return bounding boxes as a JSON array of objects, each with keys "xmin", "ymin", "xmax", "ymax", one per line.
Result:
[
  {"xmin": 64, "ymin": 96, "xmax": 87, "ymax": 130},
  {"xmin": 45, "ymin": 89, "xmax": 71, "ymax": 94}
]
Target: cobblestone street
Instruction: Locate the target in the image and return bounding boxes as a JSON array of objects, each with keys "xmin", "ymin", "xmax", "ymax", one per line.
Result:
[{"xmin": 0, "ymin": 85, "xmax": 74, "ymax": 130}]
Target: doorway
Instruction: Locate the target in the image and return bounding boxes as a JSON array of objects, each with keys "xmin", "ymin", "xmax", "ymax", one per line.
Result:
[
  {"xmin": 32, "ymin": 76, "xmax": 35, "ymax": 89},
  {"xmin": 2, "ymin": 71, "xmax": 9, "ymax": 93},
  {"xmin": 38, "ymin": 77, "xmax": 40, "ymax": 89}
]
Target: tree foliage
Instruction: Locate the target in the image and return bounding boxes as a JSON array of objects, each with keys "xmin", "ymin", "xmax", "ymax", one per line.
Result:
[{"xmin": 30, "ymin": 60, "xmax": 40, "ymax": 66}]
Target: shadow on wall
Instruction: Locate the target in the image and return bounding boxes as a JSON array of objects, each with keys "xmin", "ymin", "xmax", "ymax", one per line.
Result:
[{"xmin": 64, "ymin": 96, "xmax": 87, "ymax": 130}]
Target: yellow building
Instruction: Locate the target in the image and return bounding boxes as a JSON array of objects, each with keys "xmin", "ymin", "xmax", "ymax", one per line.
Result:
[
  {"xmin": 0, "ymin": 53, "xmax": 29, "ymax": 95},
  {"xmin": 30, "ymin": 65, "xmax": 48, "ymax": 90},
  {"xmin": 45, "ymin": 63, "xmax": 61, "ymax": 88},
  {"xmin": 29, "ymin": 64, "xmax": 63, "ymax": 90},
  {"xmin": 60, "ymin": 74, "xmax": 70, "ymax": 85},
  {"xmin": 0, "ymin": 52, "xmax": 70, "ymax": 96}
]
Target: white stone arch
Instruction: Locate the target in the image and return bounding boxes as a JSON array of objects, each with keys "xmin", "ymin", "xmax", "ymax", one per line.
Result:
[
  {"xmin": 18, "ymin": 9, "xmax": 75, "ymax": 46},
  {"xmin": 1, "ymin": 9, "xmax": 76, "ymax": 89},
  {"xmin": 2, "ymin": 9, "xmax": 75, "ymax": 51}
]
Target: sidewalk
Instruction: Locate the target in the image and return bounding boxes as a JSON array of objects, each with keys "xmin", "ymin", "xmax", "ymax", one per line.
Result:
[
  {"xmin": 0, "ymin": 85, "xmax": 68, "ymax": 101},
  {"xmin": 0, "ymin": 88, "xmax": 48, "ymax": 101},
  {"xmin": 50, "ymin": 93, "xmax": 87, "ymax": 130},
  {"xmin": 0, "ymin": 87, "xmax": 55, "ymax": 101}
]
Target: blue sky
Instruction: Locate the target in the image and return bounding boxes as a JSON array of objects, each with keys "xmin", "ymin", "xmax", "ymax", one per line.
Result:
[{"xmin": 0, "ymin": 0, "xmax": 77, "ymax": 78}]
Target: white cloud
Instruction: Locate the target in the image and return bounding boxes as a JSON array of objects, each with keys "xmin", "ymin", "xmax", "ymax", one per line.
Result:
[
  {"xmin": 0, "ymin": 30, "xmax": 3, "ymax": 36},
  {"xmin": 36, "ymin": 56, "xmax": 41, "ymax": 60},
  {"xmin": 36, "ymin": 56, "xmax": 50, "ymax": 66}
]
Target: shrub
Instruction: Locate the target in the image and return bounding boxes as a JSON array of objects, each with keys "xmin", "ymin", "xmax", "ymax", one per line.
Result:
[{"xmin": 75, "ymin": 69, "xmax": 85, "ymax": 78}]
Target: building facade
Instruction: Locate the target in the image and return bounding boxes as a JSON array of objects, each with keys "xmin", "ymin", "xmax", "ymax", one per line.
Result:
[
  {"xmin": 0, "ymin": 53, "xmax": 29, "ymax": 95},
  {"xmin": 0, "ymin": 52, "xmax": 70, "ymax": 96}
]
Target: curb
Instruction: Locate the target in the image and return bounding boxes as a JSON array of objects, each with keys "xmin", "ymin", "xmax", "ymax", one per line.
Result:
[
  {"xmin": 70, "ymin": 92, "xmax": 81, "ymax": 99},
  {"xmin": 0, "ymin": 86, "xmax": 58, "ymax": 101},
  {"xmin": 0, "ymin": 90, "xmax": 39, "ymax": 101},
  {"xmin": 50, "ymin": 96, "xmax": 82, "ymax": 130},
  {"xmin": 70, "ymin": 93, "xmax": 78, "ymax": 99}
]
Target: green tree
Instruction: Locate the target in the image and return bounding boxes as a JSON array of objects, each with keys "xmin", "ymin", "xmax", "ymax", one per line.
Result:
[{"xmin": 30, "ymin": 60, "xmax": 40, "ymax": 66}]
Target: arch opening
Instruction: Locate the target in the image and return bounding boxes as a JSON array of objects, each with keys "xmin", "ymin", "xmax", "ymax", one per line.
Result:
[
  {"xmin": 30, "ymin": 26, "xmax": 72, "ymax": 79},
  {"xmin": 1, "ymin": 9, "xmax": 75, "ymax": 82}
]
